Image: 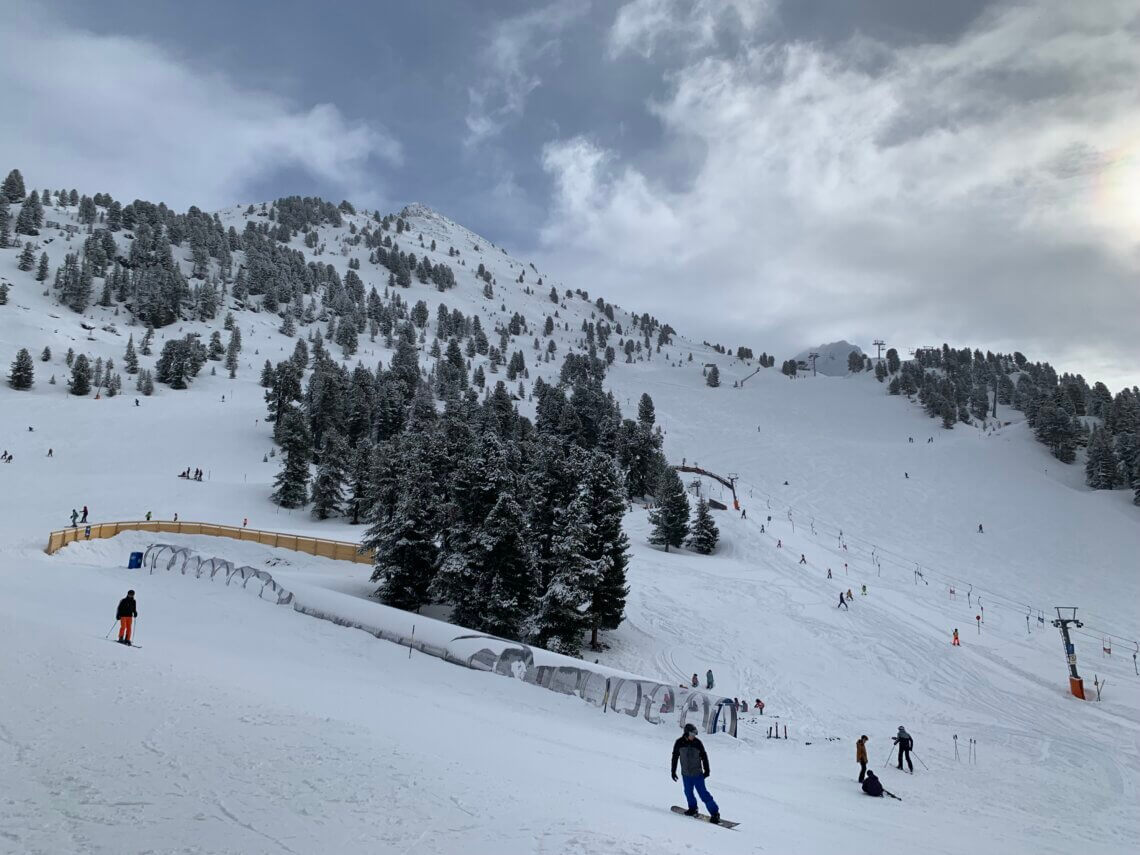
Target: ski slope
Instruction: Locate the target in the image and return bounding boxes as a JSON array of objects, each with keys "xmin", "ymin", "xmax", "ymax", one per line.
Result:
[{"xmin": 2, "ymin": 196, "xmax": 1139, "ymax": 854}]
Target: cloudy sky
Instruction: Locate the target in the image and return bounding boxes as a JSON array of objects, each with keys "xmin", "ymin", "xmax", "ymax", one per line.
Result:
[{"xmin": 3, "ymin": 0, "xmax": 1138, "ymax": 389}]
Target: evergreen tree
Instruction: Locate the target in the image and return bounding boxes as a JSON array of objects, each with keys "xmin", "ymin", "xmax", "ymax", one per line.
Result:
[
  {"xmin": 310, "ymin": 430, "xmax": 348, "ymax": 519},
  {"xmin": 0, "ymin": 196, "xmax": 9, "ymax": 248},
  {"xmin": 367, "ymin": 439, "xmax": 439, "ymax": 610},
  {"xmin": 136, "ymin": 368, "xmax": 155, "ymax": 396},
  {"xmin": 140, "ymin": 326, "xmax": 153, "ymax": 356},
  {"xmin": 35, "ymin": 252, "xmax": 48, "ymax": 281},
  {"xmin": 0, "ymin": 284, "xmax": 7, "ymax": 305},
  {"xmin": 648, "ymin": 468, "xmax": 690, "ymax": 551},
  {"xmin": 124, "ymin": 335, "xmax": 138, "ymax": 373},
  {"xmin": 271, "ymin": 408, "xmax": 310, "ymax": 508},
  {"xmin": 637, "ymin": 392, "xmax": 655, "ymax": 427},
  {"xmin": 580, "ymin": 451, "xmax": 630, "ymax": 648},
  {"xmin": 706, "ymin": 364, "xmax": 720, "ymax": 387},
  {"xmin": 2, "ymin": 169, "xmax": 25, "ymax": 201},
  {"xmin": 847, "ymin": 350, "xmax": 863, "ymax": 373},
  {"xmin": 687, "ymin": 498, "xmax": 719, "ymax": 554},
  {"xmin": 528, "ymin": 494, "xmax": 596, "ymax": 654},
  {"xmin": 260, "ymin": 359, "xmax": 275, "ymax": 387},
  {"xmin": 17, "ymin": 241, "xmax": 35, "ymax": 271},
  {"xmin": 69, "ymin": 354, "xmax": 91, "ymax": 396},
  {"xmin": 40, "ymin": 345, "xmax": 51, "ymax": 362},
  {"xmin": 1085, "ymin": 427, "xmax": 1120, "ymax": 489},
  {"xmin": 208, "ymin": 330, "xmax": 225, "ymax": 361},
  {"xmin": 8, "ymin": 347, "xmax": 34, "ymax": 389},
  {"xmin": 225, "ymin": 331, "xmax": 240, "ymax": 378}
]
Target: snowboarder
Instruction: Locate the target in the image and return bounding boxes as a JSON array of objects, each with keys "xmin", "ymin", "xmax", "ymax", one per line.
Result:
[
  {"xmin": 691, "ymin": 674, "xmax": 699, "ymax": 688},
  {"xmin": 135, "ymin": 398, "xmax": 140, "ymax": 406},
  {"xmin": 893, "ymin": 727, "xmax": 914, "ymax": 773},
  {"xmin": 776, "ymin": 539, "xmax": 782, "ymax": 548},
  {"xmin": 952, "ymin": 628, "xmax": 960, "ymax": 646},
  {"xmin": 70, "ymin": 509, "xmax": 78, "ymax": 527},
  {"xmin": 799, "ymin": 554, "xmax": 807, "ymax": 564},
  {"xmin": 741, "ymin": 508, "xmax": 746, "ymax": 519},
  {"xmin": 671, "ymin": 723, "xmax": 720, "ymax": 823},
  {"xmin": 904, "ymin": 472, "xmax": 909, "ymax": 479},
  {"xmin": 837, "ymin": 593, "xmax": 848, "ymax": 610},
  {"xmin": 760, "ymin": 524, "xmax": 765, "ymax": 533},
  {"xmin": 706, "ymin": 669, "xmax": 714, "ymax": 690},
  {"xmin": 862, "ymin": 770, "xmax": 884, "ymax": 797},
  {"xmin": 856, "ymin": 735, "xmax": 869, "ymax": 782},
  {"xmin": 80, "ymin": 506, "xmax": 88, "ymax": 524},
  {"xmin": 116, "ymin": 590, "xmax": 138, "ymax": 645}
]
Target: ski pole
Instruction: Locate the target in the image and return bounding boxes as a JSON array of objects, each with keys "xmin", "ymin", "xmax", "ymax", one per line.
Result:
[
  {"xmin": 105, "ymin": 620, "xmax": 118, "ymax": 638},
  {"xmin": 911, "ymin": 750, "xmax": 930, "ymax": 771},
  {"xmin": 884, "ymin": 745, "xmax": 896, "ymax": 765}
]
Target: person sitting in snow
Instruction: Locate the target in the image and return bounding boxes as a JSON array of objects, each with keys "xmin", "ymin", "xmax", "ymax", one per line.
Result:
[{"xmin": 862, "ymin": 769, "xmax": 884, "ymax": 797}]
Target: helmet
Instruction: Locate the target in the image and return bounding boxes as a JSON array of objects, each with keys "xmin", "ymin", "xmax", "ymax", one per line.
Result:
[{"xmin": 683, "ymin": 723, "xmax": 698, "ymax": 735}]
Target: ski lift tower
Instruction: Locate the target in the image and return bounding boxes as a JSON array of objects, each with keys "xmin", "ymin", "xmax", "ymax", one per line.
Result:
[
  {"xmin": 808, "ymin": 353, "xmax": 820, "ymax": 376},
  {"xmin": 873, "ymin": 340, "xmax": 886, "ymax": 360},
  {"xmin": 1052, "ymin": 607, "xmax": 1086, "ymax": 699}
]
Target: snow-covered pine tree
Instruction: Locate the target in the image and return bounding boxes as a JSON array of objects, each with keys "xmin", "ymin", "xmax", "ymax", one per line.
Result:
[
  {"xmin": 687, "ymin": 498, "xmax": 720, "ymax": 554},
  {"xmin": 40, "ymin": 346, "xmax": 51, "ymax": 362},
  {"xmin": 17, "ymin": 241, "xmax": 35, "ymax": 271},
  {"xmin": 8, "ymin": 347, "xmax": 34, "ymax": 390},
  {"xmin": 310, "ymin": 430, "xmax": 348, "ymax": 520},
  {"xmin": 648, "ymin": 468, "xmax": 690, "ymax": 552},
  {"xmin": 706, "ymin": 364, "xmax": 720, "ymax": 387},
  {"xmin": 225, "ymin": 331, "xmax": 240, "ymax": 378},
  {"xmin": 69, "ymin": 354, "xmax": 91, "ymax": 396},
  {"xmin": 1085, "ymin": 426, "xmax": 1120, "ymax": 489},
  {"xmin": 367, "ymin": 440, "xmax": 439, "ymax": 611},
  {"xmin": 529, "ymin": 493, "xmax": 597, "ymax": 654},
  {"xmin": 123, "ymin": 335, "xmax": 138, "ymax": 374},
  {"xmin": 580, "ymin": 450, "xmax": 630, "ymax": 648},
  {"xmin": 2, "ymin": 169, "xmax": 25, "ymax": 201},
  {"xmin": 0, "ymin": 197, "xmax": 9, "ymax": 248},
  {"xmin": 271, "ymin": 408, "xmax": 310, "ymax": 508}
]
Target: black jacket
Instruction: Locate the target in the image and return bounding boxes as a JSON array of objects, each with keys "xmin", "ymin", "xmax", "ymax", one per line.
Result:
[
  {"xmin": 116, "ymin": 597, "xmax": 137, "ymax": 619},
  {"xmin": 862, "ymin": 773, "xmax": 883, "ymax": 797},
  {"xmin": 672, "ymin": 736, "xmax": 710, "ymax": 778}
]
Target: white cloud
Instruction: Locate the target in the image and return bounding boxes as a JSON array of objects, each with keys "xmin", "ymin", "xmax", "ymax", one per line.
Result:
[
  {"xmin": 541, "ymin": 0, "xmax": 1140, "ymax": 390},
  {"xmin": 0, "ymin": 5, "xmax": 400, "ymax": 211},
  {"xmin": 465, "ymin": 0, "xmax": 590, "ymax": 147},
  {"xmin": 609, "ymin": 0, "xmax": 770, "ymax": 59}
]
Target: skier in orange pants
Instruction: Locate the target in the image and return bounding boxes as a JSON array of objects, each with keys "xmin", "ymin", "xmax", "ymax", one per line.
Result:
[
  {"xmin": 116, "ymin": 590, "xmax": 138, "ymax": 645},
  {"xmin": 952, "ymin": 628, "xmax": 960, "ymax": 646}
]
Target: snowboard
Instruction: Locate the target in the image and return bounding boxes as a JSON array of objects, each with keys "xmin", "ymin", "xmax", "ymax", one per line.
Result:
[{"xmin": 670, "ymin": 806, "xmax": 739, "ymax": 829}]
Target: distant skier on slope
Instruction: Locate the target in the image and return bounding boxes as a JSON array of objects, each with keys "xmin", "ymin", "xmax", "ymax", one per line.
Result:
[
  {"xmin": 116, "ymin": 590, "xmax": 138, "ymax": 645},
  {"xmin": 671, "ymin": 723, "xmax": 720, "ymax": 824},
  {"xmin": 977, "ymin": 523, "xmax": 984, "ymax": 534},
  {"xmin": 70, "ymin": 508, "xmax": 78, "ymax": 527},
  {"xmin": 799, "ymin": 554, "xmax": 807, "ymax": 564},
  {"xmin": 691, "ymin": 674, "xmax": 699, "ymax": 688},
  {"xmin": 838, "ymin": 593, "xmax": 848, "ymax": 610},
  {"xmin": 952, "ymin": 628, "xmax": 960, "ymax": 646},
  {"xmin": 706, "ymin": 669, "xmax": 714, "ymax": 690},
  {"xmin": 893, "ymin": 727, "xmax": 914, "ymax": 773},
  {"xmin": 827, "ymin": 568, "xmax": 832, "ymax": 579}
]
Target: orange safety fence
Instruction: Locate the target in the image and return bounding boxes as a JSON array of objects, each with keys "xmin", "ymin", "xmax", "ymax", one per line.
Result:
[{"xmin": 44, "ymin": 520, "xmax": 374, "ymax": 565}]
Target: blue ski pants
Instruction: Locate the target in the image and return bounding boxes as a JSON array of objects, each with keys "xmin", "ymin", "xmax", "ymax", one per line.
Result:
[{"xmin": 682, "ymin": 774, "xmax": 718, "ymax": 814}]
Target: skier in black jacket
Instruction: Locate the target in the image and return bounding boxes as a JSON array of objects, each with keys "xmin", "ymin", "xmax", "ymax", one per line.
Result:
[
  {"xmin": 893, "ymin": 726, "xmax": 914, "ymax": 773},
  {"xmin": 671, "ymin": 723, "xmax": 720, "ymax": 823},
  {"xmin": 116, "ymin": 590, "xmax": 138, "ymax": 645},
  {"xmin": 862, "ymin": 769, "xmax": 884, "ymax": 797}
]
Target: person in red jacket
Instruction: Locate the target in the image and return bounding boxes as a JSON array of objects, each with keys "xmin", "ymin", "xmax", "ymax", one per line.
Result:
[{"xmin": 116, "ymin": 590, "xmax": 138, "ymax": 645}]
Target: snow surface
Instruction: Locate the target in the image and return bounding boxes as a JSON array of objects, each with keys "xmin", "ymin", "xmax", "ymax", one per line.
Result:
[{"xmin": 1, "ymin": 198, "xmax": 1138, "ymax": 854}]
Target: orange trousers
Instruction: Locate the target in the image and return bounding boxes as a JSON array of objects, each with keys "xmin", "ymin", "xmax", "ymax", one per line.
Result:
[
  {"xmin": 952, "ymin": 636, "xmax": 960, "ymax": 646},
  {"xmin": 119, "ymin": 616, "xmax": 133, "ymax": 641}
]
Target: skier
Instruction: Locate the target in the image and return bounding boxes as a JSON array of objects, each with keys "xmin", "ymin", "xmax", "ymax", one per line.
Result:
[
  {"xmin": 856, "ymin": 735, "xmax": 869, "ymax": 782},
  {"xmin": 691, "ymin": 674, "xmax": 699, "ymax": 688},
  {"xmin": 116, "ymin": 590, "xmax": 138, "ymax": 645},
  {"xmin": 145, "ymin": 511, "xmax": 152, "ymax": 521},
  {"xmin": 671, "ymin": 723, "xmax": 720, "ymax": 823},
  {"xmin": 905, "ymin": 472, "xmax": 909, "ymax": 479},
  {"xmin": 70, "ymin": 508, "xmax": 78, "ymax": 527},
  {"xmin": 741, "ymin": 508, "xmax": 746, "ymax": 519},
  {"xmin": 80, "ymin": 505, "xmax": 88, "ymax": 524},
  {"xmin": 799, "ymin": 554, "xmax": 807, "ymax": 565},
  {"xmin": 977, "ymin": 523, "xmax": 984, "ymax": 534},
  {"xmin": 760, "ymin": 524, "xmax": 765, "ymax": 533},
  {"xmin": 135, "ymin": 398, "xmax": 140, "ymax": 407},
  {"xmin": 754, "ymin": 699, "xmax": 764, "ymax": 714},
  {"xmin": 776, "ymin": 539, "xmax": 782, "ymax": 549},
  {"xmin": 861, "ymin": 584, "xmax": 867, "ymax": 596},
  {"xmin": 846, "ymin": 589, "xmax": 854, "ymax": 602},
  {"xmin": 706, "ymin": 669, "xmax": 714, "ymax": 690},
  {"xmin": 827, "ymin": 568, "xmax": 832, "ymax": 579},
  {"xmin": 862, "ymin": 769, "xmax": 884, "ymax": 797},
  {"xmin": 47, "ymin": 448, "xmax": 53, "ymax": 458},
  {"xmin": 952, "ymin": 628, "xmax": 960, "ymax": 646},
  {"xmin": 837, "ymin": 592, "xmax": 848, "ymax": 610},
  {"xmin": 893, "ymin": 726, "xmax": 914, "ymax": 773}
]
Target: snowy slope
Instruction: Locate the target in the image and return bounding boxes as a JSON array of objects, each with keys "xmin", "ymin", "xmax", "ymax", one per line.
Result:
[{"xmin": 1, "ymin": 192, "xmax": 1138, "ymax": 854}]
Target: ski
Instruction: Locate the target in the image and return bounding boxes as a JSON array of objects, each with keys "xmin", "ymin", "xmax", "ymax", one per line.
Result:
[
  {"xmin": 107, "ymin": 639, "xmax": 141, "ymax": 648},
  {"xmin": 670, "ymin": 806, "xmax": 739, "ymax": 829}
]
